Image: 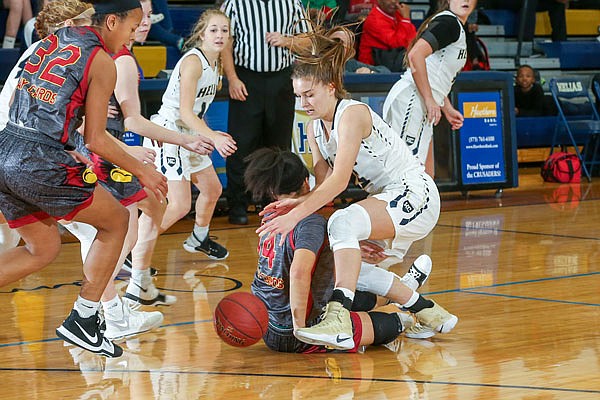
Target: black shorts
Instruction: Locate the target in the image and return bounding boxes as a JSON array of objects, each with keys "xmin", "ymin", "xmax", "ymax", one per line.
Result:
[{"xmin": 0, "ymin": 124, "xmax": 96, "ymax": 228}]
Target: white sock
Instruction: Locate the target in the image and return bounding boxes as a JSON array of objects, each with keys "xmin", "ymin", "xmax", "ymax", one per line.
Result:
[
  {"xmin": 102, "ymin": 295, "xmax": 123, "ymax": 319},
  {"xmin": 191, "ymin": 224, "xmax": 209, "ymax": 243},
  {"xmin": 2, "ymin": 36, "xmax": 15, "ymax": 48},
  {"xmin": 131, "ymin": 267, "xmax": 151, "ymax": 284},
  {"xmin": 74, "ymin": 295, "xmax": 99, "ymax": 319},
  {"xmin": 402, "ymin": 290, "xmax": 419, "ymax": 309}
]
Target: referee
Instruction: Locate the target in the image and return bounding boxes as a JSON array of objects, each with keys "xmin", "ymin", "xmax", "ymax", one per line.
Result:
[{"xmin": 221, "ymin": 0, "xmax": 310, "ymax": 225}]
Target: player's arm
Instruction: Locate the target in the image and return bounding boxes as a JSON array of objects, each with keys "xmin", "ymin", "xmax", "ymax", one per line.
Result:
[
  {"xmin": 115, "ymin": 55, "xmax": 214, "ymax": 154},
  {"xmin": 85, "ymin": 51, "xmax": 167, "ymax": 197},
  {"xmin": 289, "ymin": 248, "xmax": 318, "ymax": 330},
  {"xmin": 178, "ymin": 56, "xmax": 236, "ymax": 157},
  {"xmin": 306, "ymin": 121, "xmax": 331, "ymax": 186}
]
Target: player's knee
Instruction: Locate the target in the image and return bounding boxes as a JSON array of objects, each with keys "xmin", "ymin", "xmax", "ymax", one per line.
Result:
[
  {"xmin": 356, "ymin": 263, "xmax": 395, "ymax": 297},
  {"xmin": 25, "ymin": 233, "xmax": 61, "ymax": 265},
  {"xmin": 368, "ymin": 311, "xmax": 402, "ymax": 345},
  {"xmin": 327, "ymin": 204, "xmax": 371, "ymax": 252},
  {"xmin": 168, "ymin": 199, "xmax": 191, "ymax": 220}
]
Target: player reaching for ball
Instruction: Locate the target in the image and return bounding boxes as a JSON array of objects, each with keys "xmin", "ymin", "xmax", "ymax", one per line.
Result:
[{"xmin": 244, "ymin": 148, "xmax": 457, "ymax": 353}]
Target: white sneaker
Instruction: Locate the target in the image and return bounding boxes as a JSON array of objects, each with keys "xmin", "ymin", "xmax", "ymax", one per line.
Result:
[
  {"xmin": 404, "ymin": 322, "xmax": 436, "ymax": 339},
  {"xmin": 125, "ymin": 277, "xmax": 177, "ymax": 306},
  {"xmin": 295, "ymin": 301, "xmax": 355, "ymax": 350},
  {"xmin": 400, "ymin": 254, "xmax": 432, "ymax": 291},
  {"xmin": 414, "ymin": 301, "xmax": 458, "ymax": 334},
  {"xmin": 104, "ymin": 299, "xmax": 164, "ymax": 341}
]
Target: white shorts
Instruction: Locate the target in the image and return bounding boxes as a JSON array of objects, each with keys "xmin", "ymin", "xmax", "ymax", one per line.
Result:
[
  {"xmin": 146, "ymin": 114, "xmax": 212, "ymax": 181},
  {"xmin": 371, "ymin": 172, "xmax": 440, "ymax": 261},
  {"xmin": 383, "ymin": 81, "xmax": 434, "ymax": 164}
]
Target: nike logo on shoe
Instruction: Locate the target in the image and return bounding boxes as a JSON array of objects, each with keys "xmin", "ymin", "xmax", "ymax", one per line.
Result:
[
  {"xmin": 132, "ymin": 282, "xmax": 149, "ymax": 293},
  {"xmin": 74, "ymin": 321, "xmax": 102, "ymax": 346},
  {"xmin": 335, "ymin": 335, "xmax": 352, "ymax": 343}
]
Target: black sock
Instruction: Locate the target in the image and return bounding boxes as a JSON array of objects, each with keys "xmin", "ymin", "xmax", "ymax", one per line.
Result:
[
  {"xmin": 331, "ymin": 289, "xmax": 353, "ymax": 311},
  {"xmin": 407, "ymin": 295, "xmax": 434, "ymax": 313}
]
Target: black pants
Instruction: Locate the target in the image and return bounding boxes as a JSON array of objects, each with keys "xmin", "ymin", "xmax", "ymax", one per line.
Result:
[{"xmin": 225, "ymin": 66, "xmax": 295, "ymax": 210}]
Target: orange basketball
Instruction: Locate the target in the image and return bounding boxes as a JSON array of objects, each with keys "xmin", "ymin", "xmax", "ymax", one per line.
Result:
[{"xmin": 214, "ymin": 292, "xmax": 269, "ymax": 347}]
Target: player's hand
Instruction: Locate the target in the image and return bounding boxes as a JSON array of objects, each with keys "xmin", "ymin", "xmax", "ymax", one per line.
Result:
[
  {"xmin": 228, "ymin": 77, "xmax": 248, "ymax": 101},
  {"xmin": 256, "ymin": 212, "xmax": 300, "ymax": 246},
  {"xmin": 129, "ymin": 146, "xmax": 156, "ymax": 164},
  {"xmin": 359, "ymin": 240, "xmax": 389, "ymax": 264},
  {"xmin": 107, "ymin": 104, "xmax": 119, "ymax": 119},
  {"xmin": 66, "ymin": 150, "xmax": 93, "ymax": 168},
  {"xmin": 137, "ymin": 163, "xmax": 168, "ymax": 198},
  {"xmin": 442, "ymin": 105, "xmax": 464, "ymax": 130},
  {"xmin": 213, "ymin": 131, "xmax": 237, "ymax": 158},
  {"xmin": 181, "ymin": 134, "xmax": 215, "ymax": 155},
  {"xmin": 259, "ymin": 198, "xmax": 301, "ymax": 221},
  {"xmin": 425, "ymin": 97, "xmax": 442, "ymax": 125}
]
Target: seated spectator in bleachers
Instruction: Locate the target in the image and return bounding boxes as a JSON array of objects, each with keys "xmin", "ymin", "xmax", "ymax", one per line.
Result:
[
  {"xmin": 147, "ymin": 0, "xmax": 184, "ymax": 50},
  {"xmin": 514, "ymin": 65, "xmax": 545, "ymax": 117},
  {"xmin": 2, "ymin": 0, "xmax": 33, "ymax": 48},
  {"xmin": 357, "ymin": 0, "xmax": 416, "ymax": 71}
]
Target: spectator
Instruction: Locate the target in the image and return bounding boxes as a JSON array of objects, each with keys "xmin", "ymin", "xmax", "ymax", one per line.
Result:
[
  {"xmin": 357, "ymin": 0, "xmax": 416, "ymax": 70},
  {"xmin": 2, "ymin": 0, "xmax": 33, "ymax": 48},
  {"xmin": 147, "ymin": 0, "xmax": 184, "ymax": 50},
  {"xmin": 514, "ymin": 64, "xmax": 545, "ymax": 117},
  {"xmin": 329, "ymin": 28, "xmax": 391, "ymax": 73},
  {"xmin": 220, "ymin": 0, "xmax": 310, "ymax": 225}
]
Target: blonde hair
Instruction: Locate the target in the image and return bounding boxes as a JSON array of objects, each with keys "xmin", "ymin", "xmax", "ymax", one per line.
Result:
[
  {"xmin": 35, "ymin": 0, "xmax": 93, "ymax": 38},
  {"xmin": 183, "ymin": 9, "xmax": 230, "ymax": 90},
  {"xmin": 291, "ymin": 20, "xmax": 355, "ymax": 100}
]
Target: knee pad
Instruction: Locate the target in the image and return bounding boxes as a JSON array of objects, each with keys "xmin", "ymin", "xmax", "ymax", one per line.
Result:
[
  {"xmin": 368, "ymin": 311, "xmax": 401, "ymax": 345},
  {"xmin": 351, "ymin": 290, "xmax": 378, "ymax": 312},
  {"xmin": 356, "ymin": 262, "xmax": 396, "ymax": 297},
  {"xmin": 327, "ymin": 204, "xmax": 371, "ymax": 252}
]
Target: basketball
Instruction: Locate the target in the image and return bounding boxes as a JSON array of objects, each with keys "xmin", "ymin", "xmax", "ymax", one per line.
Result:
[{"xmin": 213, "ymin": 292, "xmax": 269, "ymax": 347}]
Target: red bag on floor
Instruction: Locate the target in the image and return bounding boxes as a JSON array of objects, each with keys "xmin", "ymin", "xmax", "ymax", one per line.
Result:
[{"xmin": 541, "ymin": 152, "xmax": 581, "ymax": 183}]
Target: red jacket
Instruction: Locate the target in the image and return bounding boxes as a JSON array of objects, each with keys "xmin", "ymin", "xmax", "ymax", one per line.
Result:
[{"xmin": 358, "ymin": 6, "xmax": 416, "ymax": 65}]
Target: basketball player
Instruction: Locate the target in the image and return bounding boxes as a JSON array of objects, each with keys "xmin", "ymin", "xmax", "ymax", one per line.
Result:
[
  {"xmin": 62, "ymin": 0, "xmax": 214, "ymax": 341},
  {"xmin": 383, "ymin": 0, "xmax": 477, "ymax": 176},
  {"xmin": 256, "ymin": 23, "xmax": 458, "ymax": 350},
  {"xmin": 0, "ymin": 0, "xmax": 97, "ymax": 255},
  {"xmin": 0, "ymin": 0, "xmax": 168, "ymax": 357},
  {"xmin": 144, "ymin": 9, "xmax": 236, "ymax": 261},
  {"xmin": 247, "ymin": 148, "xmax": 458, "ymax": 353}
]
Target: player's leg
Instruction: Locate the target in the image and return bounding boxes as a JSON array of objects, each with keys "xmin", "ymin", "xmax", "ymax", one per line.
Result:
[
  {"xmin": 183, "ymin": 165, "xmax": 228, "ymax": 260},
  {"xmin": 295, "ymin": 198, "xmax": 395, "ymax": 350},
  {"xmin": 125, "ymin": 190, "xmax": 177, "ymax": 307},
  {"xmin": 55, "ymin": 185, "xmax": 128, "ymax": 357}
]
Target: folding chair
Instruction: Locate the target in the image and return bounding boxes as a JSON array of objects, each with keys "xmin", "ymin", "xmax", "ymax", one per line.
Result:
[{"xmin": 549, "ymin": 77, "xmax": 600, "ymax": 181}]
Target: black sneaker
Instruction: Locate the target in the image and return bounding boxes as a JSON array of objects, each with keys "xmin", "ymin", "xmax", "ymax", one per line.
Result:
[
  {"xmin": 121, "ymin": 253, "xmax": 159, "ymax": 276},
  {"xmin": 183, "ymin": 233, "xmax": 229, "ymax": 260},
  {"xmin": 56, "ymin": 310, "xmax": 123, "ymax": 358}
]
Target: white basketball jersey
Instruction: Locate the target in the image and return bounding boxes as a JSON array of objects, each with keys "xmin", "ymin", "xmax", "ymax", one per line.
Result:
[
  {"xmin": 312, "ymin": 99, "xmax": 424, "ymax": 195},
  {"xmin": 157, "ymin": 48, "xmax": 220, "ymax": 127},
  {"xmin": 402, "ymin": 10, "xmax": 466, "ymax": 104}
]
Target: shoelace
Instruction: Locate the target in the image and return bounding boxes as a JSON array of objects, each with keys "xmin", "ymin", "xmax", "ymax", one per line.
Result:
[{"xmin": 406, "ymin": 266, "xmax": 423, "ymax": 281}]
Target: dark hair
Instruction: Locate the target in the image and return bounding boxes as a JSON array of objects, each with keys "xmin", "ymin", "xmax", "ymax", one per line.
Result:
[
  {"xmin": 517, "ymin": 64, "xmax": 535, "ymax": 74},
  {"xmin": 91, "ymin": 10, "xmax": 130, "ymax": 25},
  {"xmin": 244, "ymin": 148, "xmax": 309, "ymax": 202}
]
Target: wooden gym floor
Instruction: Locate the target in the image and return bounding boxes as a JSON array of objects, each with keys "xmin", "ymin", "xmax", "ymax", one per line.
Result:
[{"xmin": 0, "ymin": 168, "xmax": 599, "ymax": 399}]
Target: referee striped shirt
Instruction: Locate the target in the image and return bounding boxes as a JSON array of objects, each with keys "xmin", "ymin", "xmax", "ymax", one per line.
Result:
[{"xmin": 221, "ymin": 0, "xmax": 310, "ymax": 73}]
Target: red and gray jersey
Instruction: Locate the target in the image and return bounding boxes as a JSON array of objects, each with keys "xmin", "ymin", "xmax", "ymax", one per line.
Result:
[
  {"xmin": 9, "ymin": 26, "xmax": 107, "ymax": 148},
  {"xmin": 251, "ymin": 214, "xmax": 334, "ymax": 329}
]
